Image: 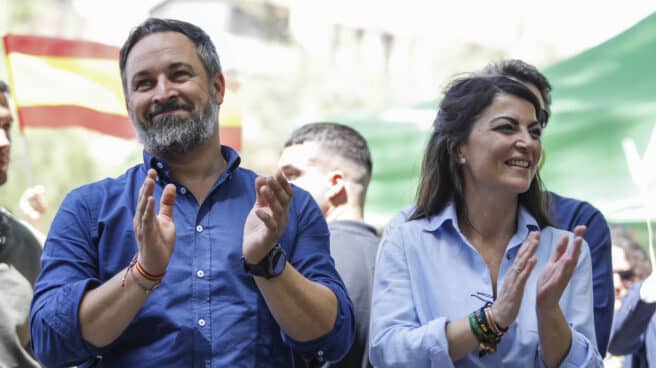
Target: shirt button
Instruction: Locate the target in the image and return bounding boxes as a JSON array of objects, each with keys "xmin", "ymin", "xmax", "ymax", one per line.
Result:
[
  {"xmin": 317, "ymin": 350, "xmax": 324, "ymax": 362},
  {"xmin": 198, "ymin": 319, "xmax": 206, "ymax": 327},
  {"xmin": 156, "ymin": 162, "xmax": 164, "ymax": 169},
  {"xmin": 196, "ymin": 225, "xmax": 203, "ymax": 232},
  {"xmin": 196, "ymin": 270, "xmax": 205, "ymax": 278},
  {"xmin": 180, "ymin": 187, "xmax": 187, "ymax": 195}
]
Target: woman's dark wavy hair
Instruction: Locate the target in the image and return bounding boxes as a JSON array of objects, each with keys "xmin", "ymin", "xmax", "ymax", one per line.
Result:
[{"xmin": 409, "ymin": 75, "xmax": 554, "ymax": 228}]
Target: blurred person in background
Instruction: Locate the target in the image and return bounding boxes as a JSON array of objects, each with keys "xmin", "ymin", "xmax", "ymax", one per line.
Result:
[
  {"xmin": 0, "ymin": 80, "xmax": 43, "ymax": 367},
  {"xmin": 608, "ymin": 224, "xmax": 654, "ymax": 367},
  {"xmin": 29, "ymin": 18, "xmax": 354, "ymax": 367},
  {"xmin": 280, "ymin": 122, "xmax": 378, "ymax": 368},
  {"xmin": 18, "ymin": 185, "xmax": 48, "ymax": 243},
  {"xmin": 370, "ymin": 74, "xmax": 601, "ymax": 367},
  {"xmin": 383, "ymin": 58, "xmax": 613, "ymax": 357}
]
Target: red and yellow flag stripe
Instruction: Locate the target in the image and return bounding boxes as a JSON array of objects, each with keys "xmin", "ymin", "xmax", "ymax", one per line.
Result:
[{"xmin": 4, "ymin": 34, "xmax": 134, "ymax": 139}]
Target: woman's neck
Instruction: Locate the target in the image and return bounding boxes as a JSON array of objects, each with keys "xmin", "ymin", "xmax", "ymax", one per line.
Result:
[{"xmin": 458, "ymin": 188, "xmax": 518, "ymax": 249}]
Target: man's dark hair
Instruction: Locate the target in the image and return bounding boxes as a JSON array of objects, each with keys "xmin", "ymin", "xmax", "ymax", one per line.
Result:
[
  {"xmin": 0, "ymin": 81, "xmax": 9, "ymax": 94},
  {"xmin": 284, "ymin": 122, "xmax": 373, "ymax": 187},
  {"xmin": 410, "ymin": 75, "xmax": 553, "ymax": 228},
  {"xmin": 482, "ymin": 59, "xmax": 552, "ymax": 125},
  {"xmin": 119, "ymin": 18, "xmax": 222, "ymax": 93}
]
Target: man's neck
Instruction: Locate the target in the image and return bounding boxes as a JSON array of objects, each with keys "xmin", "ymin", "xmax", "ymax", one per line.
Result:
[
  {"xmin": 152, "ymin": 136, "xmax": 226, "ymax": 204},
  {"xmin": 325, "ymin": 204, "xmax": 364, "ymax": 223}
]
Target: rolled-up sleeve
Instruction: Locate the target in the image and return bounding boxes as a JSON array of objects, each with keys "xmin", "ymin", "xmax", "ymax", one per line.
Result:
[
  {"xmin": 283, "ymin": 191, "xmax": 355, "ymax": 363},
  {"xmin": 29, "ymin": 190, "xmax": 104, "ymax": 367},
  {"xmin": 369, "ymin": 228, "xmax": 453, "ymax": 368}
]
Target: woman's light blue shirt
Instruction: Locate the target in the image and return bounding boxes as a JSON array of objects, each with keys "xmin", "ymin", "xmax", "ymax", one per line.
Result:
[{"xmin": 370, "ymin": 202, "xmax": 603, "ymax": 367}]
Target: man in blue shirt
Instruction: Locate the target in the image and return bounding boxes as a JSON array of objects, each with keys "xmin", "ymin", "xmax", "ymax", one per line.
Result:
[{"xmin": 30, "ymin": 18, "xmax": 354, "ymax": 368}]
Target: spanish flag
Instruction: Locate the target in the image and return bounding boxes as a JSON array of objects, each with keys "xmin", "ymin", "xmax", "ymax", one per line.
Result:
[
  {"xmin": 3, "ymin": 34, "xmax": 242, "ymax": 150},
  {"xmin": 3, "ymin": 34, "xmax": 134, "ymax": 139}
]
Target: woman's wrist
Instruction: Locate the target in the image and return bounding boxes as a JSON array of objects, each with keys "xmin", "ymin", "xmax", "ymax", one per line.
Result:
[{"xmin": 490, "ymin": 303, "xmax": 511, "ymax": 330}]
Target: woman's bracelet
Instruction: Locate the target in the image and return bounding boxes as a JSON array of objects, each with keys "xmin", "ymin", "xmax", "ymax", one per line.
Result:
[{"xmin": 468, "ymin": 302, "xmax": 506, "ymax": 356}]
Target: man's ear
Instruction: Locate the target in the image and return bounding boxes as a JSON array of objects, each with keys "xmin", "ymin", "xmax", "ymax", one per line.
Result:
[
  {"xmin": 327, "ymin": 170, "xmax": 346, "ymax": 203},
  {"xmin": 213, "ymin": 73, "xmax": 226, "ymax": 105}
]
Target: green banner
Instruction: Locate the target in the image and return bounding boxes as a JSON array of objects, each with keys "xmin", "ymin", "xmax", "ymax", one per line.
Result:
[{"xmin": 342, "ymin": 12, "xmax": 656, "ymax": 225}]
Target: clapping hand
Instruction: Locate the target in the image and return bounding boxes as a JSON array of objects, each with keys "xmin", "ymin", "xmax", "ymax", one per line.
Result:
[
  {"xmin": 242, "ymin": 170, "xmax": 293, "ymax": 264},
  {"xmin": 536, "ymin": 225, "xmax": 585, "ymax": 314},
  {"xmin": 491, "ymin": 231, "xmax": 540, "ymax": 328},
  {"xmin": 133, "ymin": 169, "xmax": 177, "ymax": 276}
]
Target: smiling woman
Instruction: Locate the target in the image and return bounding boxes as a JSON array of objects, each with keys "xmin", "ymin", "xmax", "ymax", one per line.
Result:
[{"xmin": 369, "ymin": 75, "xmax": 603, "ymax": 367}]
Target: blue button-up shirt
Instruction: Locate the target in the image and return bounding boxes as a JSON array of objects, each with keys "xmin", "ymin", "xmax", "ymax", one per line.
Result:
[
  {"xmin": 30, "ymin": 146, "xmax": 354, "ymax": 368},
  {"xmin": 386, "ymin": 191, "xmax": 614, "ymax": 357},
  {"xmin": 370, "ymin": 202, "xmax": 602, "ymax": 367}
]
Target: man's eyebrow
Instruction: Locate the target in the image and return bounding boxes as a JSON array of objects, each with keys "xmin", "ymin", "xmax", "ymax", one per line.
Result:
[
  {"xmin": 130, "ymin": 70, "xmax": 151, "ymax": 83},
  {"xmin": 130, "ymin": 62, "xmax": 195, "ymax": 83},
  {"xmin": 170, "ymin": 62, "xmax": 194, "ymax": 70}
]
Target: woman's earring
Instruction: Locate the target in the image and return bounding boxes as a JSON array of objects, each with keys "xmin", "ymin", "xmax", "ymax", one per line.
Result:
[{"xmin": 459, "ymin": 157, "xmax": 466, "ymax": 164}]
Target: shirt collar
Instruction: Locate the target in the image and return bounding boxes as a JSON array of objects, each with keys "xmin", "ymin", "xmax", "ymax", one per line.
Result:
[
  {"xmin": 142, "ymin": 145, "xmax": 242, "ymax": 182},
  {"xmin": 421, "ymin": 199, "xmax": 540, "ymax": 238},
  {"xmin": 421, "ymin": 201, "xmax": 458, "ymax": 232}
]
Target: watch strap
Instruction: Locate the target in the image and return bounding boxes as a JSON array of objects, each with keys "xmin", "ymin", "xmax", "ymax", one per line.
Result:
[{"xmin": 242, "ymin": 244, "xmax": 286, "ymax": 279}]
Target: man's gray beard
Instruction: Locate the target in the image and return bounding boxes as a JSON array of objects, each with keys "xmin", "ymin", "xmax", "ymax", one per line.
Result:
[{"xmin": 131, "ymin": 98, "xmax": 218, "ymax": 156}]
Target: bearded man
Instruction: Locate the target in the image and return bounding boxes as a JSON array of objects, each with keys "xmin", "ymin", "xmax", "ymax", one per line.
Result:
[{"xmin": 30, "ymin": 18, "xmax": 354, "ymax": 368}]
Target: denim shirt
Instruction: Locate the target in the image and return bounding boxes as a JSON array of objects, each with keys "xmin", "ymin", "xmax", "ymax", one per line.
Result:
[
  {"xmin": 370, "ymin": 201, "xmax": 602, "ymax": 367},
  {"xmin": 30, "ymin": 146, "xmax": 354, "ymax": 368}
]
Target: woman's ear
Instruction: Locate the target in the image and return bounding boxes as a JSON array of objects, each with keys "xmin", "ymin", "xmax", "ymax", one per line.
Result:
[{"xmin": 448, "ymin": 141, "xmax": 466, "ymax": 164}]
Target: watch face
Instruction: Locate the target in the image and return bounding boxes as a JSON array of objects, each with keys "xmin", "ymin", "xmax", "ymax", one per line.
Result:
[{"xmin": 269, "ymin": 247, "xmax": 287, "ymax": 276}]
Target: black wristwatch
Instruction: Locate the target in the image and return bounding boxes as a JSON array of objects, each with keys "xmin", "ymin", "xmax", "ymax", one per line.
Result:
[{"xmin": 242, "ymin": 244, "xmax": 287, "ymax": 279}]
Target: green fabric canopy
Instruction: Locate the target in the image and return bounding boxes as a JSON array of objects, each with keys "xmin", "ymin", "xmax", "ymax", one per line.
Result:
[{"xmin": 343, "ymin": 12, "xmax": 656, "ymax": 224}]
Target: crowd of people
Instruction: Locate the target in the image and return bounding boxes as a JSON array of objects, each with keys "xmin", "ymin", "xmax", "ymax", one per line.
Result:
[{"xmin": 0, "ymin": 17, "xmax": 654, "ymax": 368}]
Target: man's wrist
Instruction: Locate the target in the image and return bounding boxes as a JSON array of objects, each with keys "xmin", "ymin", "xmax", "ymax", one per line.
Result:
[
  {"xmin": 130, "ymin": 266, "xmax": 161, "ymax": 291},
  {"xmin": 121, "ymin": 254, "xmax": 163, "ymax": 294},
  {"xmin": 242, "ymin": 243, "xmax": 276, "ymax": 264},
  {"xmin": 136, "ymin": 254, "xmax": 167, "ymax": 277},
  {"xmin": 242, "ymin": 244, "xmax": 286, "ymax": 279}
]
